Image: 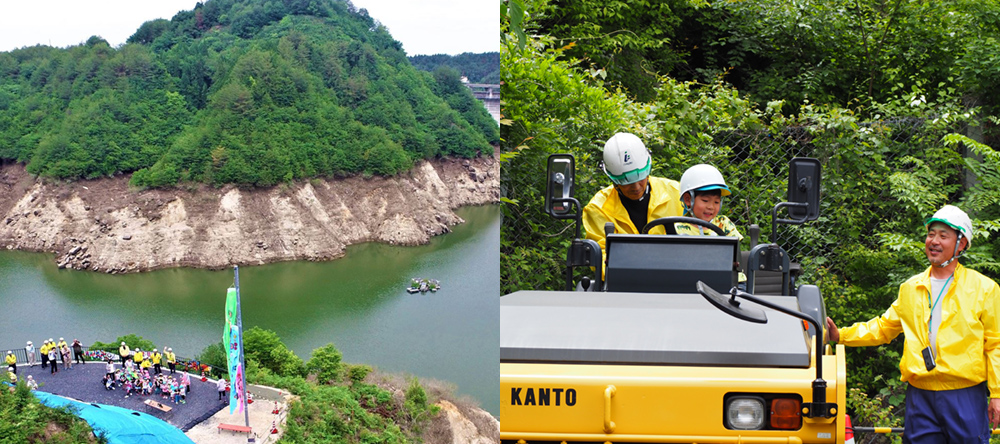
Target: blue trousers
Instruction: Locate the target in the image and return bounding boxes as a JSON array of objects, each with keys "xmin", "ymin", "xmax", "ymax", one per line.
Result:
[{"xmin": 903, "ymin": 382, "xmax": 990, "ymax": 444}]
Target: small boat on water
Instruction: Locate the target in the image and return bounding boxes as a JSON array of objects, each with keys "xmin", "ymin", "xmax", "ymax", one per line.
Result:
[{"xmin": 407, "ymin": 278, "xmax": 441, "ymax": 293}]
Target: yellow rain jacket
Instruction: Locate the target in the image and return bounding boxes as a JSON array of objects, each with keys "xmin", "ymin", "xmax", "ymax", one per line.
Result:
[
  {"xmin": 40, "ymin": 343, "xmax": 50, "ymax": 355},
  {"xmin": 119, "ymin": 345, "xmax": 130, "ymax": 358},
  {"xmin": 134, "ymin": 352, "xmax": 144, "ymax": 364},
  {"xmin": 152, "ymin": 353, "xmax": 161, "ymax": 365},
  {"xmin": 5, "ymin": 353, "xmax": 14, "ymax": 365},
  {"xmin": 840, "ymin": 263, "xmax": 1000, "ymax": 396},
  {"xmin": 165, "ymin": 351, "xmax": 176, "ymax": 363},
  {"xmin": 583, "ymin": 176, "xmax": 683, "ymax": 268}
]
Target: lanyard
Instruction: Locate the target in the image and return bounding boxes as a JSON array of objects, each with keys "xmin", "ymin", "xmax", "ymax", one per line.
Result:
[{"xmin": 927, "ymin": 274, "xmax": 953, "ymax": 339}]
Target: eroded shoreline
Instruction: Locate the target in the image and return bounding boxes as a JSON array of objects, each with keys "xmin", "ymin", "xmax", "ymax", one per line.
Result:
[{"xmin": 0, "ymin": 154, "xmax": 499, "ymax": 273}]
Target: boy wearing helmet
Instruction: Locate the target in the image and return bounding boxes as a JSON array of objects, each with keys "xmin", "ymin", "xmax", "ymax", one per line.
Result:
[
  {"xmin": 675, "ymin": 164, "xmax": 743, "ymax": 239},
  {"xmin": 826, "ymin": 205, "xmax": 1000, "ymax": 440},
  {"xmin": 582, "ymin": 133, "xmax": 684, "ymax": 261}
]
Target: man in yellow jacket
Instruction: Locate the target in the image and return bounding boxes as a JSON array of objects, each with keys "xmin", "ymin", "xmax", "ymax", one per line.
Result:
[
  {"xmin": 40, "ymin": 340, "xmax": 51, "ymax": 369},
  {"xmin": 826, "ymin": 205, "xmax": 1000, "ymax": 441},
  {"xmin": 165, "ymin": 348, "xmax": 177, "ymax": 374},
  {"xmin": 151, "ymin": 349, "xmax": 162, "ymax": 375},
  {"xmin": 118, "ymin": 342, "xmax": 131, "ymax": 366},
  {"xmin": 582, "ymin": 133, "xmax": 683, "ymax": 269},
  {"xmin": 5, "ymin": 351, "xmax": 16, "ymax": 374}
]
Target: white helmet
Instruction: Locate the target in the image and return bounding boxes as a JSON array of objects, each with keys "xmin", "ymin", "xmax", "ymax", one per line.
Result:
[
  {"xmin": 602, "ymin": 133, "xmax": 651, "ymax": 185},
  {"xmin": 926, "ymin": 205, "xmax": 973, "ymax": 250},
  {"xmin": 680, "ymin": 164, "xmax": 731, "ymax": 197},
  {"xmin": 121, "ymin": 342, "xmax": 126, "ymax": 346}
]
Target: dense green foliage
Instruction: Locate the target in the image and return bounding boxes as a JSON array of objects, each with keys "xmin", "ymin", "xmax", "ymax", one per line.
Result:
[
  {"xmin": 409, "ymin": 52, "xmax": 500, "ymax": 84},
  {"xmin": 532, "ymin": 0, "xmax": 1000, "ymax": 124},
  {"xmin": 89, "ymin": 334, "xmax": 158, "ymax": 354},
  {"xmin": 0, "ymin": 381, "xmax": 105, "ymax": 443},
  {"xmin": 195, "ymin": 327, "xmax": 440, "ymax": 443},
  {"xmin": 502, "ymin": 0, "xmax": 1000, "ymax": 433},
  {"xmin": 0, "ymin": 0, "xmax": 498, "ymax": 187}
]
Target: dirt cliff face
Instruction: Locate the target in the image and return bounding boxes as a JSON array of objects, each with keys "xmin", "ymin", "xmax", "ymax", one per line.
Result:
[{"xmin": 0, "ymin": 155, "xmax": 498, "ymax": 273}]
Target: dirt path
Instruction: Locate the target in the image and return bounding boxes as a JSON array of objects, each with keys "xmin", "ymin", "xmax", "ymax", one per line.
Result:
[
  {"xmin": 0, "ymin": 154, "xmax": 498, "ymax": 273},
  {"xmin": 184, "ymin": 384, "xmax": 293, "ymax": 444}
]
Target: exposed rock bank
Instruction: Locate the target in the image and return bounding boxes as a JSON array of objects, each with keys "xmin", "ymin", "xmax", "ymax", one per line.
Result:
[
  {"xmin": 427, "ymin": 400, "xmax": 500, "ymax": 444},
  {"xmin": 0, "ymin": 154, "xmax": 499, "ymax": 273}
]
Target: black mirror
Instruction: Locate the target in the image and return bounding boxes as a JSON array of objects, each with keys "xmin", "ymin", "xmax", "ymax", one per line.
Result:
[
  {"xmin": 697, "ymin": 281, "xmax": 767, "ymax": 324},
  {"xmin": 787, "ymin": 158, "xmax": 821, "ymax": 221},
  {"xmin": 545, "ymin": 154, "xmax": 575, "ymax": 217}
]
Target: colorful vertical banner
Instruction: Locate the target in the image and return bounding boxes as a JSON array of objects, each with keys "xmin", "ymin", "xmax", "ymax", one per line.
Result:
[{"xmin": 224, "ymin": 287, "xmax": 244, "ymax": 414}]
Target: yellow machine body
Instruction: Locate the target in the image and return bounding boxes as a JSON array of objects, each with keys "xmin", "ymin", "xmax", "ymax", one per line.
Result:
[{"xmin": 500, "ymin": 345, "xmax": 847, "ymax": 444}]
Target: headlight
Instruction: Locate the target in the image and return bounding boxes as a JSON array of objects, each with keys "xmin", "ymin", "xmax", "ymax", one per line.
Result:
[{"xmin": 726, "ymin": 396, "xmax": 766, "ymax": 430}]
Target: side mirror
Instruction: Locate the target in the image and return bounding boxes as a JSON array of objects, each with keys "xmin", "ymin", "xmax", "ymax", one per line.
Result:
[
  {"xmin": 545, "ymin": 154, "xmax": 576, "ymax": 217},
  {"xmin": 786, "ymin": 158, "xmax": 821, "ymax": 222}
]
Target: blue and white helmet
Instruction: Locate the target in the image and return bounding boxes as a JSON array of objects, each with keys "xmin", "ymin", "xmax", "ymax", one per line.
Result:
[
  {"xmin": 602, "ymin": 133, "xmax": 651, "ymax": 185},
  {"xmin": 680, "ymin": 164, "xmax": 731, "ymax": 197}
]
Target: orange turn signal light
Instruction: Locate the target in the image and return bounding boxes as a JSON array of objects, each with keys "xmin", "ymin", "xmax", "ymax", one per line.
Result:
[{"xmin": 770, "ymin": 398, "xmax": 802, "ymax": 429}]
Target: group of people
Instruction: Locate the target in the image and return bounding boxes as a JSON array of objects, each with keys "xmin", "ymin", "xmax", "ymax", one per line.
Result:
[
  {"xmin": 116, "ymin": 342, "xmax": 178, "ymax": 375},
  {"xmin": 590, "ymin": 132, "xmax": 1000, "ymax": 441},
  {"xmin": 6, "ymin": 339, "xmax": 181, "ymax": 384},
  {"xmin": 8, "ymin": 338, "xmax": 87, "ymax": 376},
  {"xmin": 103, "ymin": 359, "xmax": 191, "ymax": 404},
  {"xmin": 583, "ymin": 132, "xmax": 744, "ymax": 272},
  {"xmin": 5, "ymin": 371, "xmax": 38, "ymax": 391}
]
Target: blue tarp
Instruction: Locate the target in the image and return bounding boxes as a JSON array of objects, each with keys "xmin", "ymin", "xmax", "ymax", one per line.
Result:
[{"xmin": 33, "ymin": 391, "xmax": 195, "ymax": 444}]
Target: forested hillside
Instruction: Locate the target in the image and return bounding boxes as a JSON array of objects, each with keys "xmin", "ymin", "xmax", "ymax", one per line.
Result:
[
  {"xmin": 409, "ymin": 52, "xmax": 500, "ymax": 84},
  {"xmin": 0, "ymin": 0, "xmax": 499, "ymax": 188}
]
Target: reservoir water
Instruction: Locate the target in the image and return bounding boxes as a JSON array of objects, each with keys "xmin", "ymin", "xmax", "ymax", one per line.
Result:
[{"xmin": 0, "ymin": 205, "xmax": 500, "ymax": 414}]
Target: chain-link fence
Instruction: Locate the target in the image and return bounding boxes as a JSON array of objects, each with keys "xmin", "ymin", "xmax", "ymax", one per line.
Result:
[{"xmin": 501, "ymin": 118, "xmax": 968, "ymax": 294}]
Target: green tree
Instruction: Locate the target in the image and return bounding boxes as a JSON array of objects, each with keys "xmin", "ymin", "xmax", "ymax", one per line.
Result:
[
  {"xmin": 243, "ymin": 326, "xmax": 306, "ymax": 377},
  {"xmin": 306, "ymin": 343, "xmax": 343, "ymax": 385}
]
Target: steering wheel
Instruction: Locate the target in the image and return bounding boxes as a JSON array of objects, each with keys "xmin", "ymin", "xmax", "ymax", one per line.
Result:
[{"xmin": 642, "ymin": 216, "xmax": 727, "ymax": 236}]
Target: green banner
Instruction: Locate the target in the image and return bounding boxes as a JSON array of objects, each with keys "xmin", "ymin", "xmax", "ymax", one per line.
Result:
[{"xmin": 223, "ymin": 287, "xmax": 244, "ymax": 414}]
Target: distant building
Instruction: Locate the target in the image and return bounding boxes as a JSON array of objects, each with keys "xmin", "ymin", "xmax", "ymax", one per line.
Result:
[{"xmin": 464, "ymin": 82, "xmax": 500, "ymax": 125}]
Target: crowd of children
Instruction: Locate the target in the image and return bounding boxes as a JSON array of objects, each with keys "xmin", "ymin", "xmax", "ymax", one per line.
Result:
[
  {"xmin": 102, "ymin": 359, "xmax": 192, "ymax": 404},
  {"xmin": 5, "ymin": 338, "xmax": 191, "ymax": 401}
]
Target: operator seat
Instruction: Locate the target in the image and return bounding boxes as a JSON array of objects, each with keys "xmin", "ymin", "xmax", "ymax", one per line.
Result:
[{"xmin": 740, "ymin": 224, "xmax": 801, "ymax": 295}]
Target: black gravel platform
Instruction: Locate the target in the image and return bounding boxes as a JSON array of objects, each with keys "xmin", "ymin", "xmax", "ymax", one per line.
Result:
[{"xmin": 17, "ymin": 361, "xmax": 227, "ymax": 431}]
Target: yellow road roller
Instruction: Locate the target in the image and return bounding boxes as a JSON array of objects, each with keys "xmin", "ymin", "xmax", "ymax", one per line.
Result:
[{"xmin": 500, "ymin": 156, "xmax": 847, "ymax": 443}]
